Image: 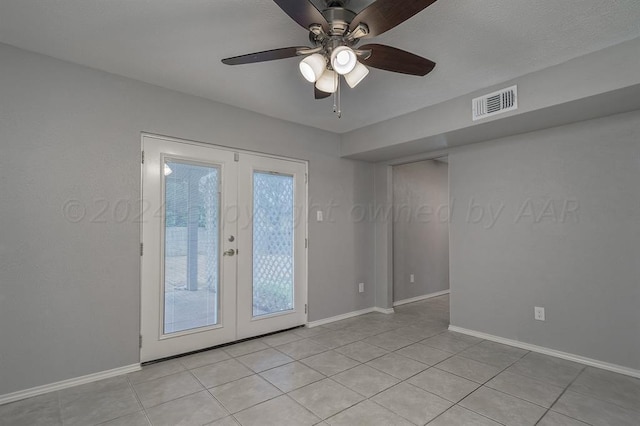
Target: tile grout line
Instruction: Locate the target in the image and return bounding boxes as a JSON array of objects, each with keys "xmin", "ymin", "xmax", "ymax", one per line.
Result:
[
  {"xmin": 199, "ymin": 351, "xmax": 325, "ymax": 422},
  {"xmin": 559, "ymin": 374, "xmax": 640, "ymax": 415},
  {"xmin": 300, "ymin": 327, "xmax": 459, "ymax": 416},
  {"xmin": 281, "ymin": 393, "xmax": 323, "ymax": 423},
  {"xmin": 367, "ymin": 395, "xmax": 429, "ymax": 425},
  {"xmin": 131, "ymin": 368, "xmax": 209, "ymax": 413},
  {"xmin": 125, "ymin": 375, "xmax": 152, "ymax": 426},
  {"xmin": 420, "ymin": 346, "xmax": 529, "ymax": 426},
  {"xmin": 290, "ymin": 376, "xmax": 368, "ymax": 422},
  {"xmin": 533, "ymin": 365, "xmax": 593, "ymax": 426},
  {"xmin": 429, "ymin": 349, "xmax": 534, "ymax": 425},
  {"xmin": 426, "ymin": 403, "xmax": 508, "ymax": 426}
]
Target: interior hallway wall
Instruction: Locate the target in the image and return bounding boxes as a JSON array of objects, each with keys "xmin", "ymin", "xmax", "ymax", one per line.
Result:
[
  {"xmin": 393, "ymin": 160, "xmax": 450, "ymax": 303},
  {"xmin": 449, "ymin": 110, "xmax": 640, "ymax": 371}
]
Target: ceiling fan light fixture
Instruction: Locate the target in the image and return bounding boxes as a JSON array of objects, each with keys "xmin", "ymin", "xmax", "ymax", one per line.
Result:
[
  {"xmin": 315, "ymin": 69, "xmax": 338, "ymax": 93},
  {"xmin": 349, "ymin": 23, "xmax": 370, "ymax": 40},
  {"xmin": 345, "ymin": 62, "xmax": 369, "ymax": 88},
  {"xmin": 331, "ymin": 46, "xmax": 357, "ymax": 75},
  {"xmin": 299, "ymin": 53, "xmax": 326, "ymax": 83},
  {"xmin": 221, "ymin": 0, "xmax": 439, "ymax": 117}
]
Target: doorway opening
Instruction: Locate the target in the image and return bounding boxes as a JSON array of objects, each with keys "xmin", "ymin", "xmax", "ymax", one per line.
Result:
[{"xmin": 392, "ymin": 156, "xmax": 450, "ymax": 321}]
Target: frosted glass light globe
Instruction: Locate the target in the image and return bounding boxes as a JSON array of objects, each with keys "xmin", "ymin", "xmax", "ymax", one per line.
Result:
[{"xmin": 331, "ymin": 46, "xmax": 357, "ymax": 75}]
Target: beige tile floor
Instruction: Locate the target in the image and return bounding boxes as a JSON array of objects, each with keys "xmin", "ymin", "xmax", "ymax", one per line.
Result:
[{"xmin": 2, "ymin": 295, "xmax": 640, "ymax": 425}]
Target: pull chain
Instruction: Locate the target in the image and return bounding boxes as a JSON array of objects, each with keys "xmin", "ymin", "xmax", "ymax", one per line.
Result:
[
  {"xmin": 333, "ymin": 88, "xmax": 337, "ymax": 113},
  {"xmin": 332, "ymin": 74, "xmax": 342, "ymax": 118}
]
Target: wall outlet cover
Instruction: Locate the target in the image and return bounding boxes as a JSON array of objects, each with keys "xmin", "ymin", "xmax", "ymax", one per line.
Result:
[
  {"xmin": 358, "ymin": 283, "xmax": 364, "ymax": 293},
  {"xmin": 534, "ymin": 307, "xmax": 545, "ymax": 321}
]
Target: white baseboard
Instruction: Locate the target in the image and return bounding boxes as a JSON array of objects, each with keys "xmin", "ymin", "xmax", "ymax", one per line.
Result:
[
  {"xmin": 307, "ymin": 306, "xmax": 395, "ymax": 328},
  {"xmin": 0, "ymin": 363, "xmax": 141, "ymax": 405},
  {"xmin": 393, "ymin": 290, "xmax": 450, "ymax": 307},
  {"xmin": 448, "ymin": 325, "xmax": 640, "ymax": 379},
  {"xmin": 307, "ymin": 307, "xmax": 376, "ymax": 328},
  {"xmin": 372, "ymin": 307, "xmax": 395, "ymax": 314}
]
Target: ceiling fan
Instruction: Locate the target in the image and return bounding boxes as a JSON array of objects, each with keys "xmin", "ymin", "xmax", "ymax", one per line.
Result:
[{"xmin": 221, "ymin": 0, "xmax": 438, "ymax": 116}]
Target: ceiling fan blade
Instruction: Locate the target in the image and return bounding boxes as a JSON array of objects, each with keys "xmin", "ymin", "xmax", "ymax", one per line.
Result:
[
  {"xmin": 350, "ymin": 0, "xmax": 438, "ymax": 38},
  {"xmin": 221, "ymin": 47, "xmax": 306, "ymax": 65},
  {"xmin": 314, "ymin": 87, "xmax": 331, "ymax": 99},
  {"xmin": 272, "ymin": 0, "xmax": 329, "ymax": 32},
  {"xmin": 360, "ymin": 44, "xmax": 436, "ymax": 76}
]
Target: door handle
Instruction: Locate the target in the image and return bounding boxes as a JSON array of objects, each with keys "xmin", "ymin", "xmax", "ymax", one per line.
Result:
[{"xmin": 223, "ymin": 248, "xmax": 236, "ymax": 257}]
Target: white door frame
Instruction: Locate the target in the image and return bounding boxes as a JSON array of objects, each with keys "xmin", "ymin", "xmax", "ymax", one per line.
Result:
[
  {"xmin": 236, "ymin": 153, "xmax": 308, "ymax": 339},
  {"xmin": 140, "ymin": 133, "xmax": 308, "ymax": 362}
]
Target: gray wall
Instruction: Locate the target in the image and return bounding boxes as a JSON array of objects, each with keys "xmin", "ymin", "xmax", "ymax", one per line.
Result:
[
  {"xmin": 373, "ymin": 164, "xmax": 393, "ymax": 310},
  {"xmin": 449, "ymin": 110, "xmax": 640, "ymax": 370},
  {"xmin": 0, "ymin": 43, "xmax": 375, "ymax": 395},
  {"xmin": 393, "ymin": 160, "xmax": 449, "ymax": 302}
]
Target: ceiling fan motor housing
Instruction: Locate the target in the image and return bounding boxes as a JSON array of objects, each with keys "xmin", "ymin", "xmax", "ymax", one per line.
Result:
[
  {"xmin": 306, "ymin": 5, "xmax": 366, "ymax": 73},
  {"xmin": 322, "ymin": 7, "xmax": 357, "ymax": 36}
]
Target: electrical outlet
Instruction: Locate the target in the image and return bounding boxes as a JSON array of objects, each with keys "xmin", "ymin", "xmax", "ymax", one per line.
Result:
[
  {"xmin": 358, "ymin": 283, "xmax": 364, "ymax": 293},
  {"xmin": 410, "ymin": 274, "xmax": 415, "ymax": 283},
  {"xmin": 534, "ymin": 307, "xmax": 545, "ymax": 321},
  {"xmin": 317, "ymin": 211, "xmax": 323, "ymax": 222}
]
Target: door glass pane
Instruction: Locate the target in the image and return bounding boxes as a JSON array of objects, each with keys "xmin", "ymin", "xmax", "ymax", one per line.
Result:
[
  {"xmin": 253, "ymin": 172, "xmax": 294, "ymax": 317},
  {"xmin": 163, "ymin": 160, "xmax": 220, "ymax": 334}
]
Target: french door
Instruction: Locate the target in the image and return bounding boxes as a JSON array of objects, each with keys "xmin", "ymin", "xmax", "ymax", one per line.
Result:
[{"xmin": 140, "ymin": 135, "xmax": 307, "ymax": 362}]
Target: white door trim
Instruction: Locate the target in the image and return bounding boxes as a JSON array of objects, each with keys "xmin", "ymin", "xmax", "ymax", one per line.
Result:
[
  {"xmin": 140, "ymin": 133, "xmax": 308, "ymax": 362},
  {"xmin": 236, "ymin": 154, "xmax": 308, "ymax": 339},
  {"xmin": 141, "ymin": 136, "xmax": 238, "ymax": 362}
]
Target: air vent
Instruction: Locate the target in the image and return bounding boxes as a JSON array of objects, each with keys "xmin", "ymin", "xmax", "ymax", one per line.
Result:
[{"xmin": 472, "ymin": 85, "xmax": 518, "ymax": 121}]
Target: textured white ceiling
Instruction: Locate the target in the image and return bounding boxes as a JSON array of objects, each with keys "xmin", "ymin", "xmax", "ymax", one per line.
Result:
[{"xmin": 1, "ymin": 0, "xmax": 640, "ymax": 133}]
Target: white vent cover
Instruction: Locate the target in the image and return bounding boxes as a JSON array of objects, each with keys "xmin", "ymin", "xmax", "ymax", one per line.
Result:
[{"xmin": 472, "ymin": 85, "xmax": 518, "ymax": 121}]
